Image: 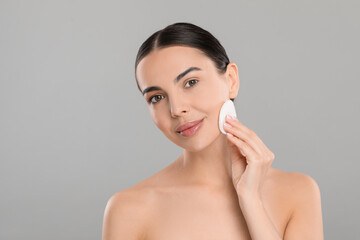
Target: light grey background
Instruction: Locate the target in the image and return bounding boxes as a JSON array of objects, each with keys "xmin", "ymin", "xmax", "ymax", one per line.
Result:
[{"xmin": 1, "ymin": 0, "xmax": 359, "ymax": 239}]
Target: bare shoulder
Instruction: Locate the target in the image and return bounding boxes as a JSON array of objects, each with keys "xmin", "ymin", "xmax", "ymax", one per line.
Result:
[
  {"xmin": 268, "ymin": 168, "xmax": 322, "ymax": 205},
  {"xmin": 268, "ymin": 168, "xmax": 323, "ymax": 239},
  {"xmin": 102, "ymin": 187, "xmax": 156, "ymax": 240},
  {"xmin": 268, "ymin": 168, "xmax": 321, "ymax": 190}
]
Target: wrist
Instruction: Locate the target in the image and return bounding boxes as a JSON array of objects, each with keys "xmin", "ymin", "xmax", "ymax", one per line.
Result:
[{"xmin": 238, "ymin": 192, "xmax": 263, "ymax": 208}]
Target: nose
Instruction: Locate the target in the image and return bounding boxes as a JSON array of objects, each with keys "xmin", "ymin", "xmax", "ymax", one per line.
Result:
[{"xmin": 170, "ymin": 97, "xmax": 189, "ymax": 118}]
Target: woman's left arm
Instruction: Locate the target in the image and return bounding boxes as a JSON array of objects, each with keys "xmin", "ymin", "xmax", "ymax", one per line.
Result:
[
  {"xmin": 223, "ymin": 114, "xmax": 282, "ymax": 239},
  {"xmin": 239, "ymin": 195, "xmax": 282, "ymax": 239},
  {"xmin": 223, "ymin": 114, "xmax": 323, "ymax": 239}
]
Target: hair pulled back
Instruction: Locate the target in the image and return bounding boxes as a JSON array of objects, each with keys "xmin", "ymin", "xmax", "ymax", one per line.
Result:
[{"xmin": 135, "ymin": 22, "xmax": 234, "ymax": 102}]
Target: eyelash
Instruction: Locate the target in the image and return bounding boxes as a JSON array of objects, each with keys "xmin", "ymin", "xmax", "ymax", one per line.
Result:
[{"xmin": 147, "ymin": 79, "xmax": 199, "ymax": 104}]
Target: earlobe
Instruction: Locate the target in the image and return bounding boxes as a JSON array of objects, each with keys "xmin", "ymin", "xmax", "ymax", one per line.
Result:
[{"xmin": 226, "ymin": 62, "xmax": 240, "ymax": 99}]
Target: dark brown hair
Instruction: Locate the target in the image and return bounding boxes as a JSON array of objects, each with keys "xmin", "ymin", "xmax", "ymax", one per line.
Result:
[{"xmin": 135, "ymin": 22, "xmax": 234, "ymax": 102}]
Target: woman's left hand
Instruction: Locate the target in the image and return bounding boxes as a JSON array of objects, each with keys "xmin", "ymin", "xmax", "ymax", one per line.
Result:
[{"xmin": 223, "ymin": 114, "xmax": 275, "ymax": 201}]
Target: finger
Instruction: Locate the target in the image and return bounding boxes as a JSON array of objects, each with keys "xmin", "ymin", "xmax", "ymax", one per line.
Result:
[
  {"xmin": 226, "ymin": 132, "xmax": 257, "ymax": 163},
  {"xmin": 225, "ymin": 116, "xmax": 269, "ymax": 155},
  {"xmin": 224, "ymin": 121, "xmax": 264, "ymax": 156},
  {"xmin": 226, "ymin": 121, "xmax": 275, "ymax": 164}
]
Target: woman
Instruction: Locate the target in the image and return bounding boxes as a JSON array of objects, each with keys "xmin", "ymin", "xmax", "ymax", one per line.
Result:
[{"xmin": 102, "ymin": 22, "xmax": 324, "ymax": 240}]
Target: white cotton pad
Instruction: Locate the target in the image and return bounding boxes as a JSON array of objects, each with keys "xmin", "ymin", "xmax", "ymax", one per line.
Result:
[{"xmin": 219, "ymin": 99, "xmax": 237, "ymax": 134}]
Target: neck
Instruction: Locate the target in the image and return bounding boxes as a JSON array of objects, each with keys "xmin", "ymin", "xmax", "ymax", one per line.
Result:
[{"xmin": 174, "ymin": 133, "xmax": 237, "ymax": 190}]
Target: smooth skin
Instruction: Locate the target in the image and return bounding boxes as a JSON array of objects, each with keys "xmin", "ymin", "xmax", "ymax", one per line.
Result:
[{"xmin": 102, "ymin": 46, "xmax": 324, "ymax": 239}]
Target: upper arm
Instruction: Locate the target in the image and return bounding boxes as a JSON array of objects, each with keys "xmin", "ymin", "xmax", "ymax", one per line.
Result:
[
  {"xmin": 283, "ymin": 173, "xmax": 324, "ymax": 240},
  {"xmin": 102, "ymin": 191, "xmax": 147, "ymax": 240}
]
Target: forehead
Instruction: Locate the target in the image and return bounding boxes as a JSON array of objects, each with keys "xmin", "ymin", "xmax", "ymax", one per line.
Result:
[{"xmin": 136, "ymin": 46, "xmax": 214, "ymax": 88}]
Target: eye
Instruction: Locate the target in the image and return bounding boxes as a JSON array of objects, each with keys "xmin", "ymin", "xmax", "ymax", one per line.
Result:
[
  {"xmin": 184, "ymin": 79, "xmax": 199, "ymax": 88},
  {"xmin": 148, "ymin": 95, "xmax": 164, "ymax": 104},
  {"xmin": 147, "ymin": 79, "xmax": 199, "ymax": 104}
]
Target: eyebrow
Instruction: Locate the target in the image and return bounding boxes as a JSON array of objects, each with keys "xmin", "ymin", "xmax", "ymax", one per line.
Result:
[{"xmin": 142, "ymin": 66, "xmax": 202, "ymax": 96}]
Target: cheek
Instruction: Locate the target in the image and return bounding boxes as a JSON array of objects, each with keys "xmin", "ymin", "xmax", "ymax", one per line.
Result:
[
  {"xmin": 150, "ymin": 109, "xmax": 170, "ymax": 132},
  {"xmin": 198, "ymin": 79, "xmax": 229, "ymax": 128},
  {"xmin": 150, "ymin": 110, "xmax": 161, "ymax": 127},
  {"xmin": 195, "ymin": 81, "xmax": 227, "ymax": 110}
]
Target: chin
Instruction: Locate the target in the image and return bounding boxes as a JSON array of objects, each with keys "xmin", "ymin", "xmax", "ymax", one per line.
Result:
[
  {"xmin": 162, "ymin": 116, "xmax": 221, "ymax": 151},
  {"xmin": 175, "ymin": 130, "xmax": 221, "ymax": 152}
]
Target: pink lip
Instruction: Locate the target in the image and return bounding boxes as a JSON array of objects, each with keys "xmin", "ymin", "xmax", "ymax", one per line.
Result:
[
  {"xmin": 177, "ymin": 119, "xmax": 204, "ymax": 137},
  {"xmin": 176, "ymin": 119, "xmax": 204, "ymax": 132}
]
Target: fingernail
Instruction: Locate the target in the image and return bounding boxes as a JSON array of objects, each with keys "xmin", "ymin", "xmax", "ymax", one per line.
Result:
[
  {"xmin": 226, "ymin": 114, "xmax": 233, "ymax": 120},
  {"xmin": 224, "ymin": 123, "xmax": 232, "ymax": 128},
  {"xmin": 227, "ymin": 132, "xmax": 233, "ymax": 137}
]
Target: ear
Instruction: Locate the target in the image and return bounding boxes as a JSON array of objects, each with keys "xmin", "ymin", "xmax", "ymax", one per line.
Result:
[{"xmin": 225, "ymin": 62, "xmax": 240, "ymax": 100}]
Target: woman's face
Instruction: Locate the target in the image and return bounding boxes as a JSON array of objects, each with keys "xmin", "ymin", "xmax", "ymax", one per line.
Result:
[{"xmin": 136, "ymin": 45, "xmax": 238, "ymax": 151}]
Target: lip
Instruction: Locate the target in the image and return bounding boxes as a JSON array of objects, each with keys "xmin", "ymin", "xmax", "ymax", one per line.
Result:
[
  {"xmin": 176, "ymin": 118, "xmax": 204, "ymax": 137},
  {"xmin": 176, "ymin": 118, "xmax": 204, "ymax": 133}
]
